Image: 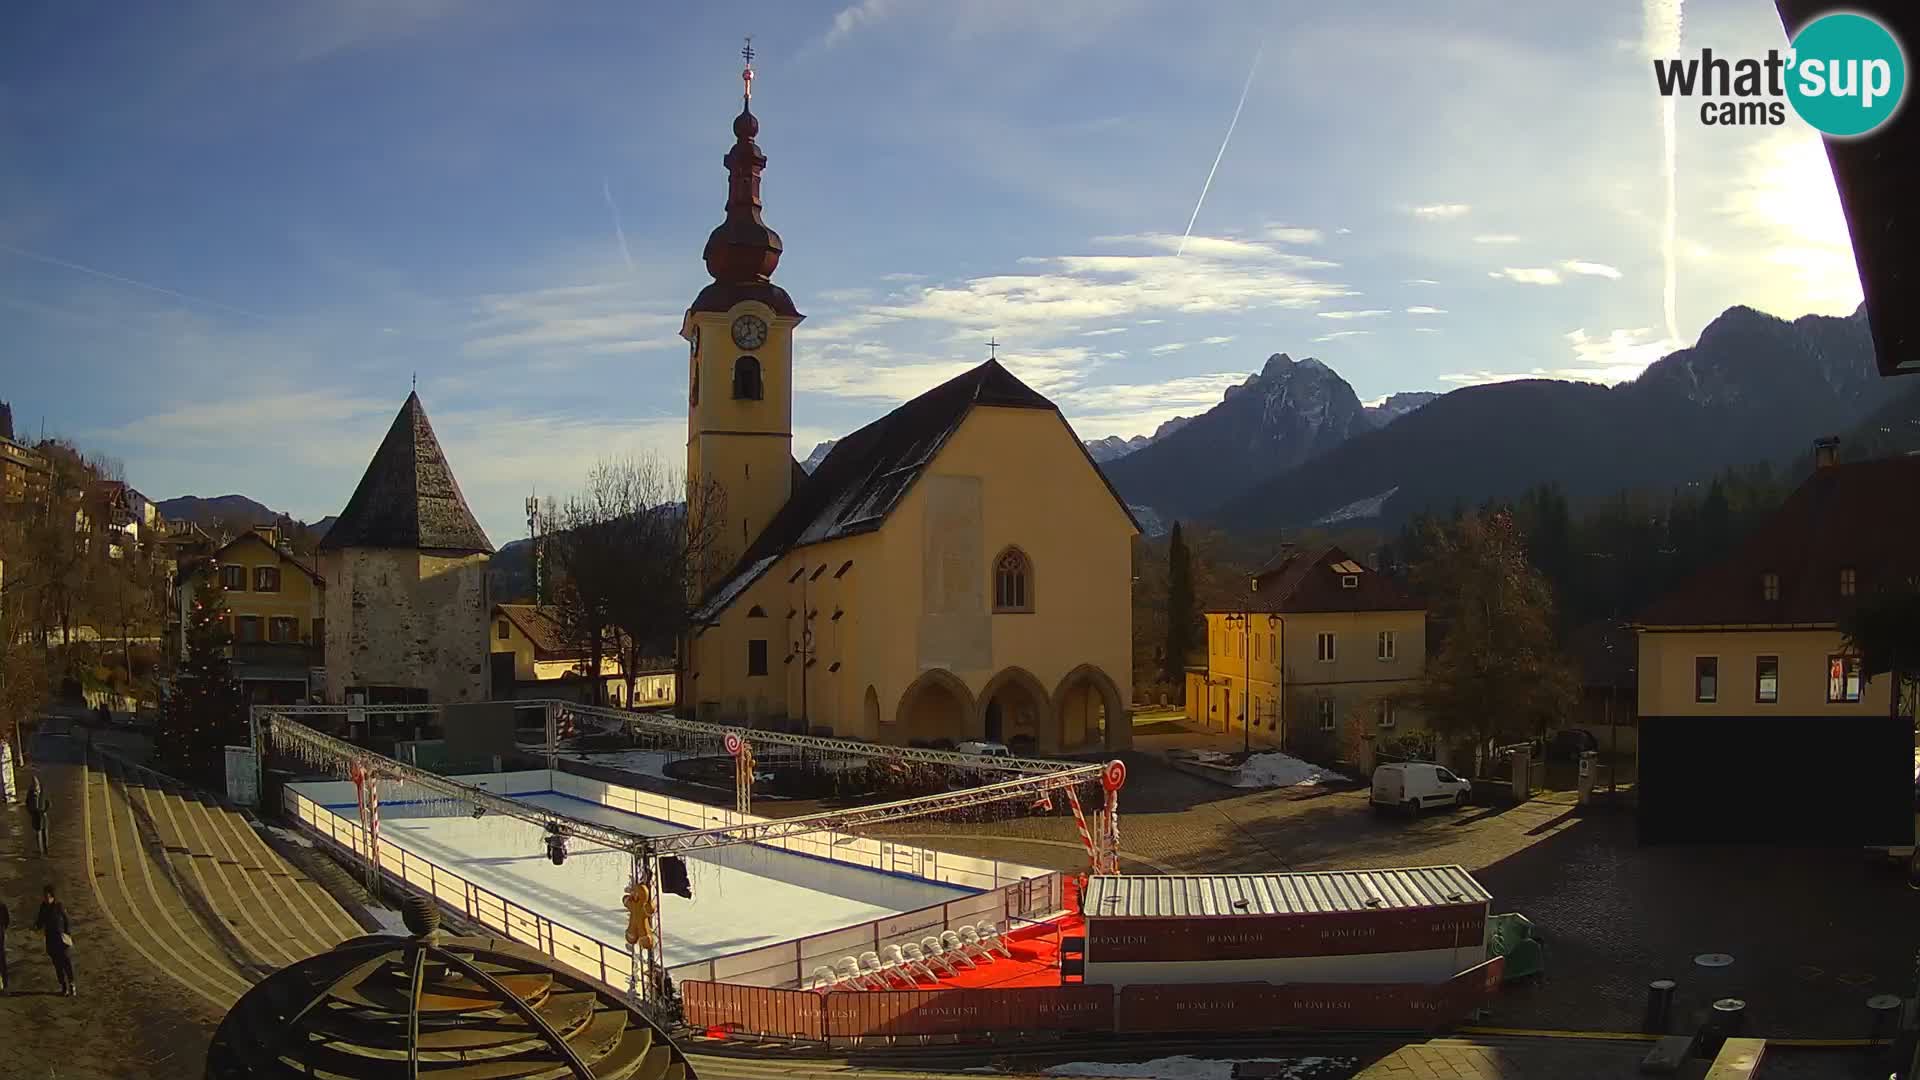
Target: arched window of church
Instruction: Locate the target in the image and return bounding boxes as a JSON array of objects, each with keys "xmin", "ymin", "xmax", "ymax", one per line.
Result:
[
  {"xmin": 732, "ymin": 355, "xmax": 763, "ymax": 400},
  {"xmin": 993, "ymin": 547, "xmax": 1033, "ymax": 613}
]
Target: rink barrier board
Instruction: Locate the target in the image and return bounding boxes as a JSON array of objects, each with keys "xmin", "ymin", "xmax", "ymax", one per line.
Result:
[
  {"xmin": 284, "ymin": 776, "xmax": 1063, "ymax": 990},
  {"xmin": 683, "ymin": 958, "xmax": 1506, "ymax": 1043}
]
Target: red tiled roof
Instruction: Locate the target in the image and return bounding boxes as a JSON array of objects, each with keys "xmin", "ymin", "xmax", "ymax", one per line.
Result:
[
  {"xmin": 1637, "ymin": 455, "xmax": 1920, "ymax": 627},
  {"xmin": 1209, "ymin": 544, "xmax": 1422, "ymax": 615},
  {"xmin": 494, "ymin": 604, "xmax": 673, "ymax": 672}
]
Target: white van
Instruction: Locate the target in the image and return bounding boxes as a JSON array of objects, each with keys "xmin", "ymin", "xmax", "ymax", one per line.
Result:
[
  {"xmin": 956, "ymin": 741, "xmax": 1011, "ymax": 759},
  {"xmin": 1370, "ymin": 762, "xmax": 1471, "ymax": 814}
]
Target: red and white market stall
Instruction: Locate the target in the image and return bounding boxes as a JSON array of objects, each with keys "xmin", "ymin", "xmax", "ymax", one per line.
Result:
[{"xmin": 1080, "ymin": 866, "xmax": 1491, "ymax": 986}]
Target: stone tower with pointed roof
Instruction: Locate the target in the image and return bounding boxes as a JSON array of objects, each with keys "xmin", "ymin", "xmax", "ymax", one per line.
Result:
[{"xmin": 320, "ymin": 392, "xmax": 495, "ymax": 705}]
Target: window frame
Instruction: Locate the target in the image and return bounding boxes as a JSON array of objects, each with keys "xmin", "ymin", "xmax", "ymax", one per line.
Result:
[
  {"xmin": 731, "ymin": 355, "xmax": 764, "ymax": 400},
  {"xmin": 220, "ymin": 564, "xmax": 247, "ymax": 591},
  {"xmin": 992, "ymin": 546, "xmax": 1034, "ymax": 614},
  {"xmin": 1316, "ymin": 631, "xmax": 1336, "ymax": 663},
  {"xmin": 1839, "ymin": 566, "xmax": 1857, "ymax": 597},
  {"xmin": 254, "ymin": 565, "xmax": 281, "ymax": 593},
  {"xmin": 747, "ymin": 639, "xmax": 769, "ymax": 678},
  {"xmin": 1760, "ymin": 572, "xmax": 1780, "ymax": 602},
  {"xmin": 1377, "ymin": 699, "xmax": 1396, "ymax": 729},
  {"xmin": 235, "ymin": 615, "xmax": 263, "ymax": 644},
  {"xmin": 1755, "ymin": 655, "xmax": 1779, "ymax": 704},
  {"xmin": 1377, "ymin": 630, "xmax": 1396, "ymax": 661},
  {"xmin": 1317, "ymin": 698, "xmax": 1336, "ymax": 731},
  {"xmin": 1693, "ymin": 656, "xmax": 1719, "ymax": 704},
  {"xmin": 497, "ymin": 619, "xmax": 511, "ymax": 641},
  {"xmin": 268, "ymin": 616, "xmax": 298, "ymax": 644}
]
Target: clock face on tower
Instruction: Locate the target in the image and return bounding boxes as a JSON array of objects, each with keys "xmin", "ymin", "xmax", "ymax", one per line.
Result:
[{"xmin": 731, "ymin": 314, "xmax": 769, "ymax": 350}]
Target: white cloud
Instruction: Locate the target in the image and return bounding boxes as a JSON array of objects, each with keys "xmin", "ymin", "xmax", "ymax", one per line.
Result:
[
  {"xmin": 1263, "ymin": 224, "xmax": 1324, "ymax": 245},
  {"xmin": 1137, "ymin": 318, "xmax": 1164, "ymax": 325},
  {"xmin": 1440, "ymin": 370, "xmax": 1547, "ymax": 386},
  {"xmin": 1410, "ymin": 203, "xmax": 1471, "ymax": 219},
  {"xmin": 1715, "ymin": 129, "xmax": 1865, "ymax": 315},
  {"xmin": 1061, "ymin": 372, "xmax": 1246, "ymax": 438},
  {"xmin": 1413, "ymin": 327, "xmax": 1441, "ymax": 334},
  {"xmin": 1405, "ymin": 306, "xmax": 1447, "ymax": 315},
  {"xmin": 1560, "ymin": 259, "xmax": 1623, "ymax": 279},
  {"xmin": 1315, "ymin": 309, "xmax": 1389, "ymax": 320},
  {"xmin": 823, "ymin": 0, "xmax": 894, "ymax": 46},
  {"xmin": 1488, "ymin": 267, "xmax": 1563, "ymax": 285},
  {"xmin": 1093, "ymin": 232, "xmax": 1336, "ymax": 268},
  {"xmin": 1405, "ymin": 278, "xmax": 1440, "ymax": 286},
  {"xmin": 1199, "ymin": 335, "xmax": 1234, "ymax": 345},
  {"xmin": 1473, "ymin": 234, "xmax": 1521, "ymax": 245},
  {"xmin": 1150, "ymin": 342, "xmax": 1188, "ymax": 354},
  {"xmin": 463, "ymin": 281, "xmax": 681, "ymax": 355},
  {"xmin": 1080, "ymin": 326, "xmax": 1127, "ymax": 337},
  {"xmin": 1440, "ymin": 328, "xmax": 1680, "ymax": 388},
  {"xmin": 1314, "ymin": 330, "xmax": 1372, "ymax": 342}
]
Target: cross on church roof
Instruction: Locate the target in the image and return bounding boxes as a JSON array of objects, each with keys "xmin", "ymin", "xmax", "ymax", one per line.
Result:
[
  {"xmin": 987, "ymin": 337, "xmax": 1001, "ymax": 360},
  {"xmin": 741, "ymin": 36, "xmax": 755, "ymax": 100}
]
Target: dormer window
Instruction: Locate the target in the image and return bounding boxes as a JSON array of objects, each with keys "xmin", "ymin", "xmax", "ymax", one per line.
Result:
[
  {"xmin": 1761, "ymin": 572, "xmax": 1780, "ymax": 602},
  {"xmin": 1839, "ymin": 567, "xmax": 1857, "ymax": 597},
  {"xmin": 732, "ymin": 355, "xmax": 763, "ymax": 400}
]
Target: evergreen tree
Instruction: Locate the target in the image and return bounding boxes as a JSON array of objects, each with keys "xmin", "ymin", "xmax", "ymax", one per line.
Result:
[
  {"xmin": 1840, "ymin": 577, "xmax": 1920, "ymax": 719},
  {"xmin": 162, "ymin": 578, "xmax": 245, "ymax": 784},
  {"xmin": 1162, "ymin": 522, "xmax": 1198, "ymax": 691}
]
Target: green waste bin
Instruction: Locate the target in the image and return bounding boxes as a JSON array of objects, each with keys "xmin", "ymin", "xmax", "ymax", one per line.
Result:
[{"xmin": 1486, "ymin": 912, "xmax": 1547, "ymax": 982}]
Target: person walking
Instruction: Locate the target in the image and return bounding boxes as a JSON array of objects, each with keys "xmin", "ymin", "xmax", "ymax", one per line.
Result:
[
  {"xmin": 33, "ymin": 886, "xmax": 74, "ymax": 997},
  {"xmin": 25, "ymin": 776, "xmax": 48, "ymax": 855}
]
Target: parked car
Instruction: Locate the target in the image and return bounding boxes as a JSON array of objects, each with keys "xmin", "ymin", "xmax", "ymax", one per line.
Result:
[
  {"xmin": 1370, "ymin": 762, "xmax": 1472, "ymax": 815},
  {"xmin": 956, "ymin": 741, "xmax": 1011, "ymax": 758}
]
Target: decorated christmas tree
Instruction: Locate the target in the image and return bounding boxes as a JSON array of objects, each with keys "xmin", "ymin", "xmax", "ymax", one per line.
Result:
[{"xmin": 161, "ymin": 577, "xmax": 246, "ymax": 785}]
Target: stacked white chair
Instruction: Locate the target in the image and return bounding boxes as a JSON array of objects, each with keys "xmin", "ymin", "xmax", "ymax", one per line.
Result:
[
  {"xmin": 938, "ymin": 930, "xmax": 980, "ymax": 968},
  {"xmin": 900, "ymin": 942, "xmax": 942, "ymax": 983},
  {"xmin": 809, "ymin": 964, "xmax": 839, "ymax": 990},
  {"xmin": 881, "ymin": 944, "xmax": 929, "ymax": 985},
  {"xmin": 975, "ymin": 922, "xmax": 1013, "ymax": 959},
  {"xmin": 858, "ymin": 951, "xmax": 891, "ymax": 988},
  {"xmin": 835, "ymin": 955, "xmax": 868, "ymax": 989},
  {"xmin": 918, "ymin": 935, "xmax": 959, "ymax": 975},
  {"xmin": 956, "ymin": 926, "xmax": 996, "ymax": 964}
]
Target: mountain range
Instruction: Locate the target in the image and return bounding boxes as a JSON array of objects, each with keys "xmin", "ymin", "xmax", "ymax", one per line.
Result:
[{"xmin": 1102, "ymin": 303, "xmax": 1888, "ymax": 533}]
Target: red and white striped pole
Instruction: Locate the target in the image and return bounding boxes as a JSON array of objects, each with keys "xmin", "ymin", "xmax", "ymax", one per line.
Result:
[
  {"xmin": 1100, "ymin": 760, "xmax": 1126, "ymax": 875},
  {"xmin": 1063, "ymin": 785, "xmax": 1100, "ymax": 870}
]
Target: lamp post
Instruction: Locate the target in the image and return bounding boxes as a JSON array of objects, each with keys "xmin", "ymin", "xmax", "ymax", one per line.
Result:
[
  {"xmin": 524, "ymin": 495, "xmax": 542, "ymax": 604},
  {"xmin": 1224, "ymin": 605, "xmax": 1280, "ymax": 757}
]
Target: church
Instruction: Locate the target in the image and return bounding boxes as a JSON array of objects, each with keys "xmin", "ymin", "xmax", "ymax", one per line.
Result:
[{"xmin": 682, "ymin": 53, "xmax": 1136, "ymax": 753}]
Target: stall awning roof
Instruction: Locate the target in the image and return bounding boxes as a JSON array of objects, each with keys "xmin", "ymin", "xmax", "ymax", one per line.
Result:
[{"xmin": 1084, "ymin": 867, "xmax": 1489, "ymax": 918}]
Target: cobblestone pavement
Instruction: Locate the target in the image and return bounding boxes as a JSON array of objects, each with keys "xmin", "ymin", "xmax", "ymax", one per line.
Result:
[{"xmin": 1358, "ymin": 1038, "xmax": 1888, "ymax": 1079}]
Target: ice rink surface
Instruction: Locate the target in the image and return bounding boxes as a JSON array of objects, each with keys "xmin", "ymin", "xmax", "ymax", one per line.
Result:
[{"xmin": 328, "ymin": 792, "xmax": 974, "ymax": 967}]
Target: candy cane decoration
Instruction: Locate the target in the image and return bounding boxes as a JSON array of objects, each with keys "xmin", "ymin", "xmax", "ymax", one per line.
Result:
[
  {"xmin": 366, "ymin": 772, "xmax": 383, "ymax": 893},
  {"xmin": 1063, "ymin": 785, "xmax": 1100, "ymax": 871},
  {"xmin": 1100, "ymin": 760, "xmax": 1126, "ymax": 875}
]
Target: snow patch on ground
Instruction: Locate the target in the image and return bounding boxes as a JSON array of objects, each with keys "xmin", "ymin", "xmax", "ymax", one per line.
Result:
[
  {"xmin": 1042, "ymin": 1055, "xmax": 1355, "ymax": 1079},
  {"xmin": 1313, "ymin": 485, "xmax": 1400, "ymax": 525},
  {"xmin": 1185, "ymin": 749, "xmax": 1352, "ymax": 788}
]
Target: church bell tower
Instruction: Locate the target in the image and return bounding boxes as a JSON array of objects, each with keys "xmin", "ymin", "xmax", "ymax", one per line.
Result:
[{"xmin": 683, "ymin": 39, "xmax": 804, "ymax": 580}]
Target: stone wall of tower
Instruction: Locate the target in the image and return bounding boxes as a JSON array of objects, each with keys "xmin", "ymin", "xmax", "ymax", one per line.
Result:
[{"xmin": 322, "ymin": 548, "xmax": 491, "ymax": 704}]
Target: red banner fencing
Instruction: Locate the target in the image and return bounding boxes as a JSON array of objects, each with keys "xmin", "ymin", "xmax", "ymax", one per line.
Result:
[
  {"xmin": 683, "ymin": 981, "xmax": 825, "ymax": 1041},
  {"xmin": 682, "ymin": 957, "xmax": 1503, "ymax": 1043},
  {"xmin": 1084, "ymin": 904, "xmax": 1488, "ymax": 963}
]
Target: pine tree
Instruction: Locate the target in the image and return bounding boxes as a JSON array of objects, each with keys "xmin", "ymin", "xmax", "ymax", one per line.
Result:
[
  {"xmin": 162, "ymin": 578, "xmax": 245, "ymax": 785},
  {"xmin": 1162, "ymin": 523, "xmax": 1197, "ymax": 691}
]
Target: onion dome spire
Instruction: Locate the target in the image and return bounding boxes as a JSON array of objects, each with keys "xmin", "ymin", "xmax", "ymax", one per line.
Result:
[{"xmin": 704, "ymin": 36, "xmax": 783, "ymax": 284}]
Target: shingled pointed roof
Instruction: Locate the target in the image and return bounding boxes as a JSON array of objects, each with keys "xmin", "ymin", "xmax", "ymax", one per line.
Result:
[
  {"xmin": 698, "ymin": 359, "xmax": 1138, "ymax": 618},
  {"xmin": 319, "ymin": 393, "xmax": 493, "ymax": 554}
]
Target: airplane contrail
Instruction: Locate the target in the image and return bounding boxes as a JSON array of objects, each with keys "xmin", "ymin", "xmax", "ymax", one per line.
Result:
[
  {"xmin": 603, "ymin": 178, "xmax": 635, "ymax": 271},
  {"xmin": 1178, "ymin": 43, "xmax": 1266, "ymax": 257},
  {"xmin": 1645, "ymin": 0, "xmax": 1684, "ymax": 344},
  {"xmin": 0, "ymin": 241, "xmax": 268, "ymax": 319}
]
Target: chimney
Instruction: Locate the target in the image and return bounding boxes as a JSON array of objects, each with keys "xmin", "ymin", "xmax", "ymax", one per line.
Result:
[{"xmin": 1813, "ymin": 436, "xmax": 1840, "ymax": 470}]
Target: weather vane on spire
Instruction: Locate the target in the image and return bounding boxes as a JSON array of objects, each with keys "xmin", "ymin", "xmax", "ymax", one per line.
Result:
[{"xmin": 741, "ymin": 36, "xmax": 755, "ymax": 102}]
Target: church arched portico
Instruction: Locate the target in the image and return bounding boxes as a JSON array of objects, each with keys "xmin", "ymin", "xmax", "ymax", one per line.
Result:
[
  {"xmin": 1053, "ymin": 663, "xmax": 1129, "ymax": 752},
  {"xmin": 894, "ymin": 668, "xmax": 975, "ymax": 746},
  {"xmin": 976, "ymin": 666, "xmax": 1053, "ymax": 753}
]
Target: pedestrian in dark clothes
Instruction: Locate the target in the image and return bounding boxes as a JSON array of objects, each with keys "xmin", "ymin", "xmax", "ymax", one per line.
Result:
[
  {"xmin": 34, "ymin": 886, "xmax": 73, "ymax": 997},
  {"xmin": 25, "ymin": 777, "xmax": 48, "ymax": 855}
]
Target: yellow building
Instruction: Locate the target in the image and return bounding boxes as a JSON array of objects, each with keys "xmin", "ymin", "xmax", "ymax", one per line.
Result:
[
  {"xmin": 177, "ymin": 524, "xmax": 326, "ymax": 704},
  {"xmin": 490, "ymin": 603, "xmax": 675, "ymax": 708},
  {"xmin": 681, "ymin": 71, "xmax": 1136, "ymax": 752},
  {"xmin": 1634, "ymin": 443, "xmax": 1915, "ymax": 844},
  {"xmin": 1190, "ymin": 545, "xmax": 1427, "ymax": 768}
]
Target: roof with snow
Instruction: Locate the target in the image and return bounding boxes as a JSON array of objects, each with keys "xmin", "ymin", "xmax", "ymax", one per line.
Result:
[
  {"xmin": 1637, "ymin": 454, "xmax": 1920, "ymax": 627},
  {"xmin": 1213, "ymin": 544, "xmax": 1421, "ymax": 615},
  {"xmin": 319, "ymin": 393, "xmax": 493, "ymax": 555},
  {"xmin": 697, "ymin": 359, "xmax": 1139, "ymax": 621}
]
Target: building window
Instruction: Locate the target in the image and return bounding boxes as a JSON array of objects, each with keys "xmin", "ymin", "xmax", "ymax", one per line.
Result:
[
  {"xmin": 1268, "ymin": 632, "xmax": 1276, "ymax": 660},
  {"xmin": 268, "ymin": 616, "xmax": 298, "ymax": 643},
  {"xmin": 235, "ymin": 615, "xmax": 262, "ymax": 644},
  {"xmin": 1253, "ymin": 635, "xmax": 1261, "ymax": 662},
  {"xmin": 1828, "ymin": 654, "xmax": 1863, "ymax": 703},
  {"xmin": 732, "ymin": 355, "xmax": 763, "ymax": 400},
  {"xmin": 1318, "ymin": 699, "xmax": 1336, "ymax": 731},
  {"xmin": 1694, "ymin": 657, "xmax": 1718, "ymax": 703},
  {"xmin": 747, "ymin": 639, "xmax": 768, "ymax": 677},
  {"xmin": 993, "ymin": 547, "xmax": 1033, "ymax": 612},
  {"xmin": 1267, "ymin": 697, "xmax": 1277, "ymax": 728},
  {"xmin": 254, "ymin": 566, "xmax": 281, "ymax": 592},
  {"xmin": 1377, "ymin": 630, "xmax": 1396, "ymax": 661},
  {"xmin": 497, "ymin": 619, "xmax": 510, "ymax": 640},
  {"xmin": 1840, "ymin": 567, "xmax": 1857, "ymax": 596},
  {"xmin": 1761, "ymin": 572, "xmax": 1779, "ymax": 601},
  {"xmin": 1755, "ymin": 655, "xmax": 1779, "ymax": 704},
  {"xmin": 1316, "ymin": 632, "xmax": 1336, "ymax": 663},
  {"xmin": 1377, "ymin": 699, "xmax": 1396, "ymax": 729},
  {"xmin": 220, "ymin": 564, "xmax": 247, "ymax": 591},
  {"xmin": 1252, "ymin": 698, "xmax": 1261, "ymax": 725}
]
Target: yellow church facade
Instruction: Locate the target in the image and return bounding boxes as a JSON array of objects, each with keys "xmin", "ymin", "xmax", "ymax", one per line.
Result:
[{"xmin": 678, "ymin": 62, "xmax": 1135, "ymax": 753}]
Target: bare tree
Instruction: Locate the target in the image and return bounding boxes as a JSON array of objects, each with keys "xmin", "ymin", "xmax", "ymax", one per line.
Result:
[{"xmin": 547, "ymin": 457, "xmax": 728, "ymax": 708}]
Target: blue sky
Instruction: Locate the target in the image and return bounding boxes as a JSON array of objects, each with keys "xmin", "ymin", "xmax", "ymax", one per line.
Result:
[{"xmin": 0, "ymin": 1, "xmax": 1866, "ymax": 544}]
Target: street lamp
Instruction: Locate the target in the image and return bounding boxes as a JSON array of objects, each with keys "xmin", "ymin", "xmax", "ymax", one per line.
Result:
[{"xmin": 1223, "ymin": 603, "xmax": 1281, "ymax": 757}]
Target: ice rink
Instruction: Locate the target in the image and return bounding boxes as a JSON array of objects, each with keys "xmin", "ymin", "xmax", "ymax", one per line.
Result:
[{"xmin": 315, "ymin": 792, "xmax": 975, "ymax": 967}]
